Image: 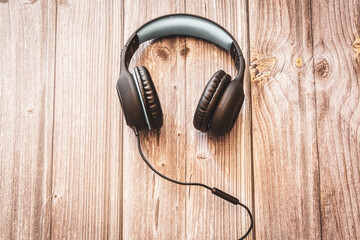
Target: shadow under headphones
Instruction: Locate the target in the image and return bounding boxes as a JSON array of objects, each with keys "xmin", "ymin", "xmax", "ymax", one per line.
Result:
[{"xmin": 116, "ymin": 14, "xmax": 253, "ymax": 240}]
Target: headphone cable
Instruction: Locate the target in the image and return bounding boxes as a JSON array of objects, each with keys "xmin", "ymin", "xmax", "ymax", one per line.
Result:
[{"xmin": 134, "ymin": 130, "xmax": 253, "ymax": 240}]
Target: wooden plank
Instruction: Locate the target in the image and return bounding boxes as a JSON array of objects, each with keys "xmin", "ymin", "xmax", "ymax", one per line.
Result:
[
  {"xmin": 0, "ymin": 0, "xmax": 56, "ymax": 239},
  {"xmin": 249, "ymin": 0, "xmax": 321, "ymax": 239},
  {"xmin": 184, "ymin": 0, "xmax": 253, "ymax": 239},
  {"xmin": 51, "ymin": 1, "xmax": 123, "ymax": 238},
  {"xmin": 312, "ymin": 0, "xmax": 360, "ymax": 238},
  {"xmin": 121, "ymin": 1, "xmax": 186, "ymax": 239}
]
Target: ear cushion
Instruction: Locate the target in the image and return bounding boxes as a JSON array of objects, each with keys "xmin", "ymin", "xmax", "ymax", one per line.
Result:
[
  {"xmin": 193, "ymin": 70, "xmax": 231, "ymax": 132},
  {"xmin": 116, "ymin": 71, "xmax": 148, "ymax": 131},
  {"xmin": 134, "ymin": 66, "xmax": 163, "ymax": 130},
  {"xmin": 209, "ymin": 80, "xmax": 245, "ymax": 136}
]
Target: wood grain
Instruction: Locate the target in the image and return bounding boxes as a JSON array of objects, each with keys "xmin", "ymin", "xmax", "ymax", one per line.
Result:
[
  {"xmin": 121, "ymin": 0, "xmax": 253, "ymax": 239},
  {"xmin": 50, "ymin": 0, "xmax": 123, "ymax": 239},
  {"xmin": 312, "ymin": 0, "xmax": 360, "ymax": 239},
  {"xmin": 249, "ymin": 0, "xmax": 321, "ymax": 239},
  {"xmin": 0, "ymin": 1, "xmax": 56, "ymax": 239},
  {"xmin": 185, "ymin": 0, "xmax": 253, "ymax": 239},
  {"xmin": 122, "ymin": 0, "xmax": 187, "ymax": 239},
  {"xmin": 1, "ymin": 0, "xmax": 360, "ymax": 239}
]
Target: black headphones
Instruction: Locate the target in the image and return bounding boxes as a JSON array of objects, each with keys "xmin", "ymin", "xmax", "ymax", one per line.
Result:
[
  {"xmin": 117, "ymin": 14, "xmax": 252, "ymax": 240},
  {"xmin": 117, "ymin": 14, "xmax": 245, "ymax": 136}
]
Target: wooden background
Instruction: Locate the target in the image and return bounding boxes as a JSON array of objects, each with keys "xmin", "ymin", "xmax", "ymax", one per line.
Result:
[{"xmin": 0, "ymin": 0, "xmax": 359, "ymax": 239}]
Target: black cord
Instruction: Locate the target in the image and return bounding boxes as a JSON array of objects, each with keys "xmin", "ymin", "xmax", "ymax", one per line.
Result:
[
  {"xmin": 135, "ymin": 132, "xmax": 212, "ymax": 190},
  {"xmin": 237, "ymin": 202, "xmax": 253, "ymax": 240},
  {"xmin": 134, "ymin": 131, "xmax": 253, "ymax": 239}
]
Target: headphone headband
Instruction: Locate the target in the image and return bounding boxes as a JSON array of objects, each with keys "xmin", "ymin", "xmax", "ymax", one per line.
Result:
[
  {"xmin": 120, "ymin": 14, "xmax": 245, "ymax": 82},
  {"xmin": 137, "ymin": 15, "xmax": 234, "ymax": 51}
]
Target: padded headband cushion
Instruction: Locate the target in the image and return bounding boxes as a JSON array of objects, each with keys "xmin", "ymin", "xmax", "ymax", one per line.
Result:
[
  {"xmin": 136, "ymin": 14, "xmax": 234, "ymax": 51},
  {"xmin": 193, "ymin": 70, "xmax": 231, "ymax": 132},
  {"xmin": 134, "ymin": 66, "xmax": 163, "ymax": 129}
]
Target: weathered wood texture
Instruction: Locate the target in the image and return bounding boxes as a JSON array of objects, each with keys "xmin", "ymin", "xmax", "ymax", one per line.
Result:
[
  {"xmin": 312, "ymin": 0, "xmax": 360, "ymax": 239},
  {"xmin": 122, "ymin": 0, "xmax": 187, "ymax": 239},
  {"xmin": 1, "ymin": 0, "xmax": 360, "ymax": 239},
  {"xmin": 184, "ymin": 1, "xmax": 252, "ymax": 239},
  {"xmin": 122, "ymin": 0, "xmax": 252, "ymax": 239},
  {"xmin": 249, "ymin": 0, "xmax": 321, "ymax": 239},
  {"xmin": 50, "ymin": 0, "xmax": 123, "ymax": 239},
  {"xmin": 0, "ymin": 1, "xmax": 56, "ymax": 239}
]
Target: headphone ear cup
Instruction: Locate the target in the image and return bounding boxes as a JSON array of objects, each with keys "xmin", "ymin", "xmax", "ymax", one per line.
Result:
[
  {"xmin": 134, "ymin": 66, "xmax": 163, "ymax": 130},
  {"xmin": 193, "ymin": 70, "xmax": 231, "ymax": 132},
  {"xmin": 209, "ymin": 80, "xmax": 244, "ymax": 136}
]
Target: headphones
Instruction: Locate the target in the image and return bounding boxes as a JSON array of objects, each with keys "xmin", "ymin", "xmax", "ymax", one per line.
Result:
[
  {"xmin": 117, "ymin": 14, "xmax": 252, "ymax": 240},
  {"xmin": 117, "ymin": 14, "xmax": 245, "ymax": 136}
]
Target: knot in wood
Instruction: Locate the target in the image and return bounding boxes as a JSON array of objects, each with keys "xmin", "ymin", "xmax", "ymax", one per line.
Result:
[
  {"xmin": 180, "ymin": 45, "xmax": 190, "ymax": 57},
  {"xmin": 154, "ymin": 46, "xmax": 170, "ymax": 61},
  {"xmin": 250, "ymin": 50, "xmax": 276, "ymax": 83},
  {"xmin": 58, "ymin": 0, "xmax": 71, "ymax": 7},
  {"xmin": 295, "ymin": 57, "xmax": 303, "ymax": 68},
  {"xmin": 315, "ymin": 59, "xmax": 329, "ymax": 78},
  {"xmin": 353, "ymin": 34, "xmax": 360, "ymax": 62}
]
